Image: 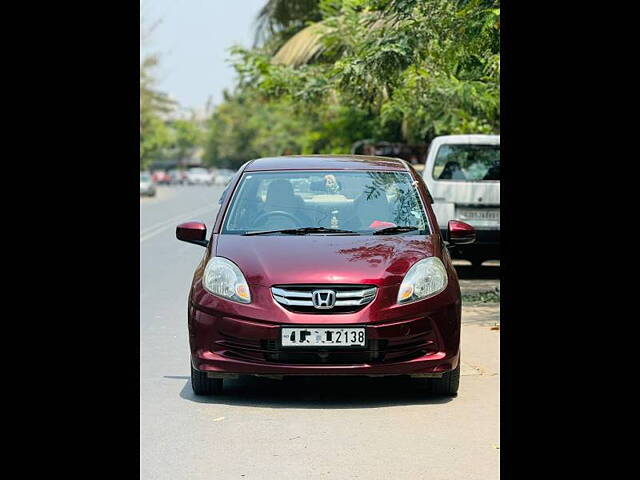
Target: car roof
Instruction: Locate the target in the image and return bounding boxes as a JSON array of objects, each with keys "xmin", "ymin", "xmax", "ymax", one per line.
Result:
[
  {"xmin": 430, "ymin": 134, "xmax": 500, "ymax": 145},
  {"xmin": 244, "ymin": 155, "xmax": 408, "ymax": 172}
]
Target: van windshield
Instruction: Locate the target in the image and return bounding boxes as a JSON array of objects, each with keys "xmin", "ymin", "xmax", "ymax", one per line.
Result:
[
  {"xmin": 222, "ymin": 170, "xmax": 429, "ymax": 235},
  {"xmin": 433, "ymin": 144, "xmax": 500, "ymax": 182}
]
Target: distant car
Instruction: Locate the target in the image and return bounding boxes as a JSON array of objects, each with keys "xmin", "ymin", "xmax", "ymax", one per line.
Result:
[
  {"xmin": 140, "ymin": 172, "xmax": 156, "ymax": 197},
  {"xmin": 168, "ymin": 169, "xmax": 186, "ymax": 185},
  {"xmin": 214, "ymin": 169, "xmax": 235, "ymax": 186},
  {"xmin": 152, "ymin": 170, "xmax": 171, "ymax": 185},
  {"xmin": 185, "ymin": 167, "xmax": 214, "ymax": 185}
]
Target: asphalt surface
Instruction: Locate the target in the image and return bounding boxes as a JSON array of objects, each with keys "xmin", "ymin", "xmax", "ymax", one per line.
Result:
[{"xmin": 140, "ymin": 186, "xmax": 500, "ymax": 480}]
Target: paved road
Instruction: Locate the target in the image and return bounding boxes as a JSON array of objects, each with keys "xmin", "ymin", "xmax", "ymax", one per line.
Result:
[{"xmin": 140, "ymin": 186, "xmax": 500, "ymax": 480}]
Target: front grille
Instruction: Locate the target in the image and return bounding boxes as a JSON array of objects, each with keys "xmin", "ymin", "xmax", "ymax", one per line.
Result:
[{"xmin": 271, "ymin": 284, "xmax": 377, "ymax": 314}]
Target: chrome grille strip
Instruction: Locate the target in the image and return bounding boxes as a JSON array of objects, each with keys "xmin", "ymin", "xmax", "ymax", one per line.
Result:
[
  {"xmin": 272, "ymin": 285, "xmax": 377, "ymax": 311},
  {"xmin": 336, "ymin": 287, "xmax": 376, "ymax": 298},
  {"xmin": 271, "ymin": 287, "xmax": 312, "ymax": 298},
  {"xmin": 335, "ymin": 298, "xmax": 370, "ymax": 307},
  {"xmin": 272, "ymin": 295, "xmax": 314, "ymax": 307}
]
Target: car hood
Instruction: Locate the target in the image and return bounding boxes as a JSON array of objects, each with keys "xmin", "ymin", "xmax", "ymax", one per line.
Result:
[{"xmin": 214, "ymin": 234, "xmax": 438, "ymax": 287}]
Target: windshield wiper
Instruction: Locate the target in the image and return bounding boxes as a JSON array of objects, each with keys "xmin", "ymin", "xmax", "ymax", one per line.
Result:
[
  {"xmin": 372, "ymin": 226, "xmax": 419, "ymax": 235},
  {"xmin": 243, "ymin": 227, "xmax": 358, "ymax": 236}
]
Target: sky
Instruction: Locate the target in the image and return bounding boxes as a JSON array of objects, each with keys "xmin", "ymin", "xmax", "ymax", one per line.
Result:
[{"xmin": 141, "ymin": 0, "xmax": 266, "ymax": 112}]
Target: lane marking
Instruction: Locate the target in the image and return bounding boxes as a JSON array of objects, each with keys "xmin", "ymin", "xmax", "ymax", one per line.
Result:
[
  {"xmin": 140, "ymin": 212, "xmax": 214, "ymax": 243},
  {"xmin": 140, "ymin": 204, "xmax": 214, "ymax": 236},
  {"xmin": 140, "ymin": 205, "xmax": 218, "ymax": 243}
]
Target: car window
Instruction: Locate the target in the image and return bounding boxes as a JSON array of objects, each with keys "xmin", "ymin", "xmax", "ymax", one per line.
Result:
[
  {"xmin": 432, "ymin": 144, "xmax": 500, "ymax": 182},
  {"xmin": 222, "ymin": 170, "xmax": 429, "ymax": 235}
]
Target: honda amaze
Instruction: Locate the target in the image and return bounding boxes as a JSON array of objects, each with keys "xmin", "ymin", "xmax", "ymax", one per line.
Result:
[{"xmin": 176, "ymin": 155, "xmax": 476, "ymax": 396}]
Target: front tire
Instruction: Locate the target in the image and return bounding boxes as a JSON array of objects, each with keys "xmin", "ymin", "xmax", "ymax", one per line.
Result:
[
  {"xmin": 431, "ymin": 361, "xmax": 460, "ymax": 396},
  {"xmin": 191, "ymin": 364, "xmax": 223, "ymax": 395}
]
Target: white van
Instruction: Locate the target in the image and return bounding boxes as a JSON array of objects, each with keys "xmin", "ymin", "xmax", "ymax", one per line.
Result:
[{"xmin": 422, "ymin": 134, "xmax": 500, "ymax": 267}]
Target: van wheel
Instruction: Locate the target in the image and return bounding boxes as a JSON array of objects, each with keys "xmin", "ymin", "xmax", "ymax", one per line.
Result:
[
  {"xmin": 191, "ymin": 364, "xmax": 223, "ymax": 395},
  {"xmin": 430, "ymin": 361, "xmax": 460, "ymax": 396}
]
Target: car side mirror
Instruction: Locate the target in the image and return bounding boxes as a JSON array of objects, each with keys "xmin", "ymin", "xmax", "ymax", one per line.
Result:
[
  {"xmin": 448, "ymin": 220, "xmax": 476, "ymax": 245},
  {"xmin": 176, "ymin": 222, "xmax": 208, "ymax": 247}
]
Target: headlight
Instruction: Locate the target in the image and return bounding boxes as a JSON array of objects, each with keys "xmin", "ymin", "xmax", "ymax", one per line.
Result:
[
  {"xmin": 202, "ymin": 257, "xmax": 251, "ymax": 303},
  {"xmin": 397, "ymin": 257, "xmax": 448, "ymax": 304}
]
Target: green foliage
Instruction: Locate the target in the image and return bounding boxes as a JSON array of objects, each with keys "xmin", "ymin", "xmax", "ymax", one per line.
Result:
[
  {"xmin": 140, "ymin": 37, "xmax": 204, "ymax": 167},
  {"xmin": 140, "ymin": 54, "xmax": 176, "ymax": 169},
  {"xmin": 462, "ymin": 286, "xmax": 500, "ymax": 304},
  {"xmin": 169, "ymin": 118, "xmax": 204, "ymax": 164},
  {"xmin": 140, "ymin": 7, "xmax": 208, "ymax": 170},
  {"xmin": 203, "ymin": 90, "xmax": 382, "ymax": 169},
  {"xmin": 203, "ymin": 0, "xmax": 499, "ymax": 166},
  {"xmin": 140, "ymin": 7, "xmax": 178, "ymax": 170}
]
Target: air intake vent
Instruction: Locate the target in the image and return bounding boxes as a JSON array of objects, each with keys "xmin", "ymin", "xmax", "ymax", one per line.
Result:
[{"xmin": 271, "ymin": 285, "xmax": 377, "ymax": 314}]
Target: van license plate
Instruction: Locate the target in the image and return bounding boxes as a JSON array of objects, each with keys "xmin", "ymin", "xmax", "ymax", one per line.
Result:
[
  {"xmin": 457, "ymin": 208, "xmax": 500, "ymax": 221},
  {"xmin": 281, "ymin": 327, "xmax": 365, "ymax": 347}
]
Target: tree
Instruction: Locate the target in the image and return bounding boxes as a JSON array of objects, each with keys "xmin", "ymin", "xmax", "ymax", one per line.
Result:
[
  {"xmin": 237, "ymin": 0, "xmax": 500, "ymax": 140},
  {"xmin": 202, "ymin": 0, "xmax": 499, "ymax": 167},
  {"xmin": 140, "ymin": 7, "xmax": 175, "ymax": 169},
  {"xmin": 254, "ymin": 0, "xmax": 322, "ymax": 49},
  {"xmin": 168, "ymin": 118, "xmax": 204, "ymax": 167}
]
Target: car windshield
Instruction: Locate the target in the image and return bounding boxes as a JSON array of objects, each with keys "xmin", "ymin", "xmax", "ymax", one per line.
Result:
[
  {"xmin": 432, "ymin": 144, "xmax": 500, "ymax": 181},
  {"xmin": 140, "ymin": 174, "xmax": 150, "ymax": 181},
  {"xmin": 222, "ymin": 170, "xmax": 429, "ymax": 235},
  {"xmin": 190, "ymin": 168, "xmax": 208, "ymax": 174}
]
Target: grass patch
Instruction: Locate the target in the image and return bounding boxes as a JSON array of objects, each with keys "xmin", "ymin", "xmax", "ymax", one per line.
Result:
[{"xmin": 462, "ymin": 288, "xmax": 500, "ymax": 303}]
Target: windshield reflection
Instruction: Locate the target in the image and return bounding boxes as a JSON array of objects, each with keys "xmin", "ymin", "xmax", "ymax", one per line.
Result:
[{"xmin": 223, "ymin": 170, "xmax": 429, "ymax": 235}]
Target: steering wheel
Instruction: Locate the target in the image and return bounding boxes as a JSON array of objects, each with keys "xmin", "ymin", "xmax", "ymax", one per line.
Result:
[{"xmin": 253, "ymin": 210, "xmax": 302, "ymax": 228}]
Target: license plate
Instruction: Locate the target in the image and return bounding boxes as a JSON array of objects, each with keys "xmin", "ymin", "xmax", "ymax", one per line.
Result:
[
  {"xmin": 457, "ymin": 208, "xmax": 500, "ymax": 221},
  {"xmin": 281, "ymin": 327, "xmax": 366, "ymax": 347}
]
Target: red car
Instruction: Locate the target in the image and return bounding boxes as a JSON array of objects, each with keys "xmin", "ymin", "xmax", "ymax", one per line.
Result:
[
  {"xmin": 176, "ymin": 155, "xmax": 475, "ymax": 396},
  {"xmin": 151, "ymin": 170, "xmax": 171, "ymax": 185}
]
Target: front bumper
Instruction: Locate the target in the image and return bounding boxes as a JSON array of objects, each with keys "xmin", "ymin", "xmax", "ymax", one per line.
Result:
[
  {"xmin": 189, "ymin": 285, "xmax": 461, "ymax": 377},
  {"xmin": 193, "ymin": 349, "xmax": 459, "ymax": 377}
]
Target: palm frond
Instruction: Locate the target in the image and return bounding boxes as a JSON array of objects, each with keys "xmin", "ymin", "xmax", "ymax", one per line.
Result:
[
  {"xmin": 271, "ymin": 11, "xmax": 391, "ymax": 68},
  {"xmin": 272, "ymin": 22, "xmax": 327, "ymax": 67},
  {"xmin": 254, "ymin": 0, "xmax": 321, "ymax": 47}
]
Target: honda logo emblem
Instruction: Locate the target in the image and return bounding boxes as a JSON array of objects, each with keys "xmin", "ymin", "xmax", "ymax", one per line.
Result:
[{"xmin": 312, "ymin": 289, "xmax": 336, "ymax": 309}]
